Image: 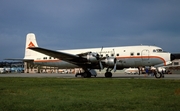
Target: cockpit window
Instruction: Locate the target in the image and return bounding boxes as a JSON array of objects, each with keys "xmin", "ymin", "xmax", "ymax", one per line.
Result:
[
  {"xmin": 156, "ymin": 49, "xmax": 163, "ymax": 52},
  {"xmin": 153, "ymin": 49, "xmax": 163, "ymax": 52},
  {"xmin": 153, "ymin": 49, "xmax": 165, "ymax": 53}
]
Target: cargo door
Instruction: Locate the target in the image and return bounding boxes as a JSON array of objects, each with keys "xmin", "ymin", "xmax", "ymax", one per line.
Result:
[{"xmin": 141, "ymin": 49, "xmax": 149, "ymax": 60}]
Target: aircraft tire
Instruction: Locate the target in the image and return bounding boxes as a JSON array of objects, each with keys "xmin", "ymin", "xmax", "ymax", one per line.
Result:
[
  {"xmin": 105, "ymin": 72, "xmax": 112, "ymax": 78},
  {"xmin": 82, "ymin": 73, "xmax": 87, "ymax": 78},
  {"xmin": 83, "ymin": 72, "xmax": 91, "ymax": 78},
  {"xmin": 155, "ymin": 72, "xmax": 162, "ymax": 78}
]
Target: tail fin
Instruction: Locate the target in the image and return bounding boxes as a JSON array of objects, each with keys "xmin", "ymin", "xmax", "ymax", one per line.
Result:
[{"xmin": 24, "ymin": 33, "xmax": 39, "ymax": 59}]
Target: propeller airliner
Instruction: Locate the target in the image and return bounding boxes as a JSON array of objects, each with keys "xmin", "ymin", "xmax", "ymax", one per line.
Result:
[{"xmin": 7, "ymin": 33, "xmax": 180, "ymax": 78}]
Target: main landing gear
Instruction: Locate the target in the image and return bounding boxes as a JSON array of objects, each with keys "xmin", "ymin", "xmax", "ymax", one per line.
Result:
[
  {"xmin": 105, "ymin": 72, "xmax": 112, "ymax": 78},
  {"xmin": 75, "ymin": 71, "xmax": 91, "ymax": 78},
  {"xmin": 75, "ymin": 69, "xmax": 97, "ymax": 78},
  {"xmin": 104, "ymin": 68, "xmax": 113, "ymax": 78},
  {"xmin": 75, "ymin": 68, "xmax": 113, "ymax": 78}
]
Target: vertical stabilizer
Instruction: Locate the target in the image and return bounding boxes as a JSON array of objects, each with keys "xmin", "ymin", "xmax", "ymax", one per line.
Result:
[{"xmin": 24, "ymin": 33, "xmax": 39, "ymax": 59}]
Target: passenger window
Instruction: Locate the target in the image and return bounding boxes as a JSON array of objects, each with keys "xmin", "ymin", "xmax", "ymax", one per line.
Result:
[
  {"xmin": 130, "ymin": 52, "xmax": 134, "ymax": 56},
  {"xmin": 116, "ymin": 53, "xmax": 119, "ymax": 56},
  {"xmin": 137, "ymin": 53, "xmax": 140, "ymax": 56},
  {"xmin": 43, "ymin": 57, "xmax": 47, "ymax": 60}
]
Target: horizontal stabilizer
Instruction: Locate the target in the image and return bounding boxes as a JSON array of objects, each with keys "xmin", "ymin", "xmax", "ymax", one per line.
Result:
[{"xmin": 4, "ymin": 58, "xmax": 34, "ymax": 62}]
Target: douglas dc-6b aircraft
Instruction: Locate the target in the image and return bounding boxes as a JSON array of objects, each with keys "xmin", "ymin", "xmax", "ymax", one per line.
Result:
[{"xmin": 7, "ymin": 33, "xmax": 180, "ymax": 78}]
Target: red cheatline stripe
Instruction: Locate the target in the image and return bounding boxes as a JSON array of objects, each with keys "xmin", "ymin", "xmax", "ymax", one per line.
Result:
[{"xmin": 33, "ymin": 56, "xmax": 167, "ymax": 65}]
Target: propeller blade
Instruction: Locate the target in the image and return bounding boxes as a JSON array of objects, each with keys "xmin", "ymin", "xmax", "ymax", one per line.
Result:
[
  {"xmin": 99, "ymin": 61, "xmax": 103, "ymax": 71},
  {"xmin": 113, "ymin": 58, "xmax": 117, "ymax": 72},
  {"xmin": 113, "ymin": 63, "xmax": 116, "ymax": 72},
  {"xmin": 98, "ymin": 46, "xmax": 104, "ymax": 71}
]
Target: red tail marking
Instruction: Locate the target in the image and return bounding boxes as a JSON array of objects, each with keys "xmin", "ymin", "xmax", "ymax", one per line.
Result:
[{"xmin": 28, "ymin": 42, "xmax": 35, "ymax": 47}]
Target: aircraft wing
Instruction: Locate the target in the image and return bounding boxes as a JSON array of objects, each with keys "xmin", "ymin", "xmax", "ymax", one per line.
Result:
[{"xmin": 28, "ymin": 47, "xmax": 88, "ymax": 64}]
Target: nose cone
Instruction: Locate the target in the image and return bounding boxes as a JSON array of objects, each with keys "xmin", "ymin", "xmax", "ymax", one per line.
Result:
[{"xmin": 171, "ymin": 53, "xmax": 180, "ymax": 61}]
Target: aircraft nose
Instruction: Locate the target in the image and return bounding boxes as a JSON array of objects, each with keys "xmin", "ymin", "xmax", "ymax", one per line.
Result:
[{"xmin": 171, "ymin": 53, "xmax": 180, "ymax": 61}]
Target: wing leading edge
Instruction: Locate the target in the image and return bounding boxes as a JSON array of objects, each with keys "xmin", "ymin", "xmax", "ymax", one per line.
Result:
[{"xmin": 28, "ymin": 47, "xmax": 87, "ymax": 65}]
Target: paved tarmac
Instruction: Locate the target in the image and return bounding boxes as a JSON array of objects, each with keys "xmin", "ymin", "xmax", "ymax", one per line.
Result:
[{"xmin": 0, "ymin": 73, "xmax": 180, "ymax": 79}]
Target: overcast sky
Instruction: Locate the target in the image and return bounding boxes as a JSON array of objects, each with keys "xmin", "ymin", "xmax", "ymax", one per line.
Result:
[{"xmin": 0, "ymin": 0, "xmax": 180, "ymax": 61}]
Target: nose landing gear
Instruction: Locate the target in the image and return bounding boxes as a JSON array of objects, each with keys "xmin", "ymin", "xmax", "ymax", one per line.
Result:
[{"xmin": 154, "ymin": 71, "xmax": 162, "ymax": 78}]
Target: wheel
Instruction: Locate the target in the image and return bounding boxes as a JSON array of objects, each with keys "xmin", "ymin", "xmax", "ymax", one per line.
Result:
[
  {"xmin": 105, "ymin": 72, "xmax": 112, "ymax": 78},
  {"xmin": 82, "ymin": 72, "xmax": 87, "ymax": 78},
  {"xmin": 83, "ymin": 71, "xmax": 91, "ymax": 78},
  {"xmin": 155, "ymin": 72, "xmax": 162, "ymax": 78}
]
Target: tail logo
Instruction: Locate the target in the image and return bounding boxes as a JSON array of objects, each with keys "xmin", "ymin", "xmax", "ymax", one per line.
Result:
[{"xmin": 28, "ymin": 42, "xmax": 35, "ymax": 47}]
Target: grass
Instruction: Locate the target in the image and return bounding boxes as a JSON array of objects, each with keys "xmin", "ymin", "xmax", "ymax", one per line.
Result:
[{"xmin": 0, "ymin": 78, "xmax": 180, "ymax": 111}]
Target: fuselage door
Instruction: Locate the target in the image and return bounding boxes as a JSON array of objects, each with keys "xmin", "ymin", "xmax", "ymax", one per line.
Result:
[{"xmin": 141, "ymin": 49, "xmax": 149, "ymax": 60}]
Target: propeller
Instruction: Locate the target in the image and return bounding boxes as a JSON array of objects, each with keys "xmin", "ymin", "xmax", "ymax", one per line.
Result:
[
  {"xmin": 90, "ymin": 47, "xmax": 117, "ymax": 72},
  {"xmin": 89, "ymin": 52, "xmax": 104, "ymax": 71},
  {"xmin": 91, "ymin": 47, "xmax": 105, "ymax": 71}
]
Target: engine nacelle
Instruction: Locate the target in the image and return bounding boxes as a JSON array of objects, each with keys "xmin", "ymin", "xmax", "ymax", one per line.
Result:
[
  {"xmin": 104, "ymin": 57, "xmax": 116, "ymax": 67},
  {"xmin": 86, "ymin": 52, "xmax": 99, "ymax": 63}
]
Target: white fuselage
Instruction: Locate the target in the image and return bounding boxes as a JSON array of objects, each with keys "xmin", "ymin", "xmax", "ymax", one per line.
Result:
[{"xmin": 28, "ymin": 45, "xmax": 171, "ymax": 69}]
